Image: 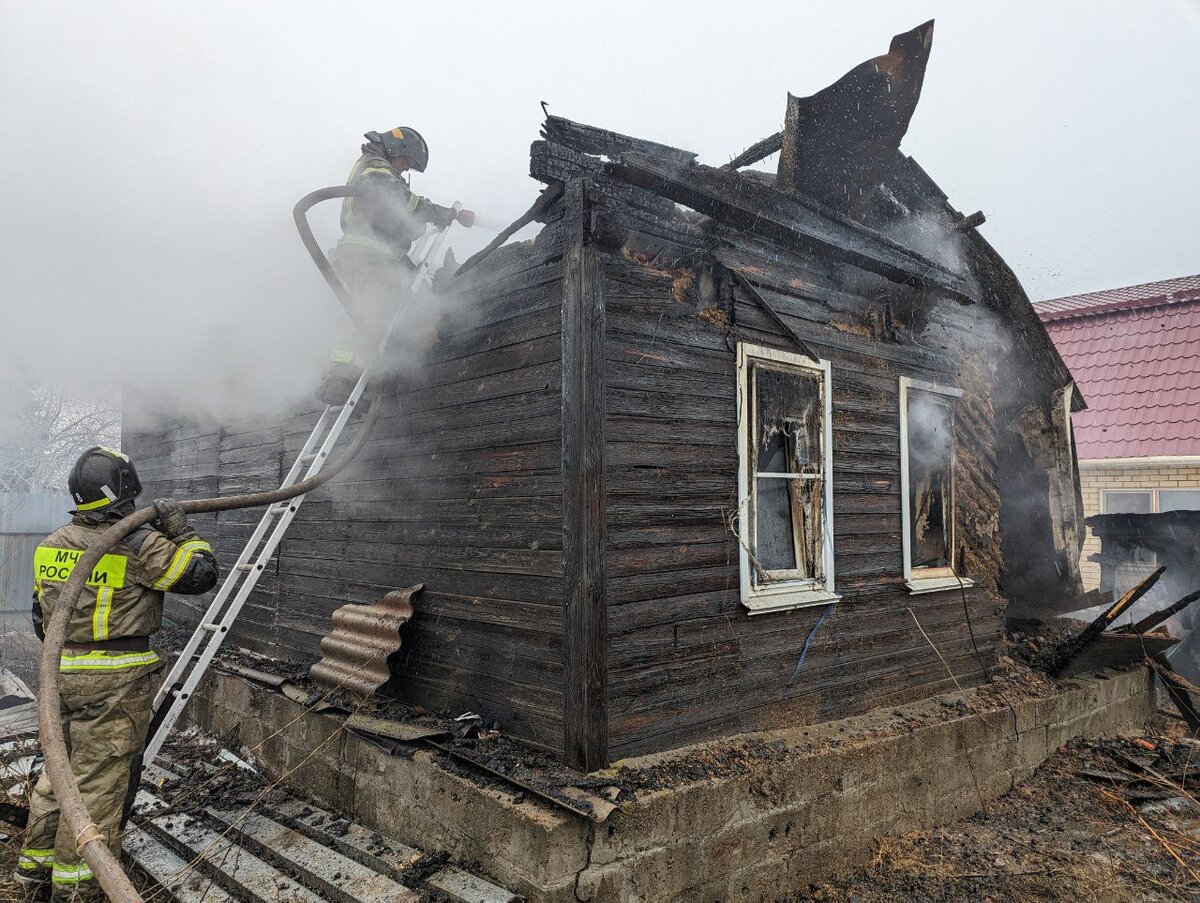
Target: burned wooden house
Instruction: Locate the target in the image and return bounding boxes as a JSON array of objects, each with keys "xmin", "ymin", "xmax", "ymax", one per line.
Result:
[{"xmin": 126, "ymin": 22, "xmax": 1084, "ymax": 771}]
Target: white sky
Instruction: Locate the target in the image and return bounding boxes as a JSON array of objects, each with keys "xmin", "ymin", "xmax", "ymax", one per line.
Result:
[{"xmin": 1, "ymin": 1, "xmax": 1197, "ymax": 416}]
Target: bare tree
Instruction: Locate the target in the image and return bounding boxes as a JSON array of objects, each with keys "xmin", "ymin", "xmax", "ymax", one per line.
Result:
[{"xmin": 0, "ymin": 373, "xmax": 121, "ymax": 493}]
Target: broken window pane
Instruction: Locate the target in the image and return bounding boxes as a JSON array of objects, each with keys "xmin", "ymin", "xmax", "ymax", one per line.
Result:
[
  {"xmin": 756, "ymin": 478, "xmax": 799, "ymax": 571},
  {"xmin": 751, "ymin": 364, "xmax": 824, "ymax": 583},
  {"xmin": 907, "ymin": 389, "xmax": 954, "ymax": 571}
]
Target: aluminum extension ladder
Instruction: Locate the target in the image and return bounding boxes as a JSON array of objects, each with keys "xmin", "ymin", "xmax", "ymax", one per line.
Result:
[{"xmin": 143, "ymin": 213, "xmax": 459, "ymax": 766}]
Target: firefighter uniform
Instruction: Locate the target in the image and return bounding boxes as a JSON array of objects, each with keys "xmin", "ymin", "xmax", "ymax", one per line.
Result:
[
  {"xmin": 337, "ymin": 139, "xmax": 456, "ymax": 269},
  {"xmin": 318, "ymin": 128, "xmax": 464, "ymax": 402},
  {"xmin": 18, "ymin": 449, "xmax": 218, "ymax": 900}
]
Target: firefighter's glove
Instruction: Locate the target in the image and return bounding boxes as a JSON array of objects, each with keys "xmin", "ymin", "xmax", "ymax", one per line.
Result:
[
  {"xmin": 153, "ymin": 498, "xmax": 190, "ymax": 538},
  {"xmin": 431, "ymin": 206, "xmax": 457, "ymax": 229},
  {"xmin": 457, "ymin": 209, "xmax": 476, "ymax": 228}
]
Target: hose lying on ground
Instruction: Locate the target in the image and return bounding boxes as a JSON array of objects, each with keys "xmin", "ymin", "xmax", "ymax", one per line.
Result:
[{"xmin": 36, "ymin": 397, "xmax": 380, "ymax": 902}]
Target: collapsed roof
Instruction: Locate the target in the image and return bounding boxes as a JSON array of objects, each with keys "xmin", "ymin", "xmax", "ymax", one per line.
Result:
[{"xmin": 501, "ymin": 20, "xmax": 1078, "ymax": 413}]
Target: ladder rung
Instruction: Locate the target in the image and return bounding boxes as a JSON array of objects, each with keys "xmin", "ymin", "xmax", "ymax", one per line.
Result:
[
  {"xmin": 268, "ymin": 503, "xmax": 289, "ymax": 515},
  {"xmin": 298, "ymin": 452, "xmax": 319, "ymax": 464},
  {"xmin": 236, "ymin": 563, "xmax": 254, "ymax": 572},
  {"xmin": 200, "ymin": 622, "xmax": 222, "ymax": 632}
]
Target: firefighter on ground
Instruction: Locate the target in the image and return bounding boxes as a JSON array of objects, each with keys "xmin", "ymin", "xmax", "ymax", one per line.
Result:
[
  {"xmin": 316, "ymin": 125, "xmax": 475, "ymax": 404},
  {"xmin": 16, "ymin": 447, "xmax": 219, "ymax": 901}
]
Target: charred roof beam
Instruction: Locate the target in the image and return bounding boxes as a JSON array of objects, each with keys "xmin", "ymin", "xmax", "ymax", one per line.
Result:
[
  {"xmin": 540, "ymin": 113, "xmax": 697, "ymax": 166},
  {"xmin": 604, "ymin": 151, "xmax": 978, "ymax": 305},
  {"xmin": 724, "ymin": 132, "xmax": 784, "ymax": 171}
]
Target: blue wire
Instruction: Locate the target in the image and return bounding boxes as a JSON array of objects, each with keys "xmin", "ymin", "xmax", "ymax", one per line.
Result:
[{"xmin": 787, "ymin": 603, "xmax": 835, "ymax": 687}]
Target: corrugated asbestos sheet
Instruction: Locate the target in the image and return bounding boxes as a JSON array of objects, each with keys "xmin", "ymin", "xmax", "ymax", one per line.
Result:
[{"xmin": 309, "ymin": 585, "xmax": 420, "ymax": 696}]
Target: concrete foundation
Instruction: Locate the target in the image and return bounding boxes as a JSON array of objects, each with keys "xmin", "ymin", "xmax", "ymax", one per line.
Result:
[{"xmin": 187, "ymin": 666, "xmax": 1155, "ymax": 902}]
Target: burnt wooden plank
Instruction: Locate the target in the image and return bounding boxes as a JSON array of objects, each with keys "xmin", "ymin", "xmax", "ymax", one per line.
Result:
[
  {"xmin": 606, "ymin": 359, "xmax": 737, "ymax": 401},
  {"xmin": 606, "ymin": 416, "xmax": 734, "ymax": 448},
  {"xmin": 286, "ymin": 539, "xmax": 563, "ymax": 577},
  {"xmin": 314, "ymin": 472, "xmax": 563, "ymax": 504},
  {"xmin": 608, "ymin": 541, "xmax": 732, "ymax": 578},
  {"xmin": 733, "ymin": 296, "xmax": 951, "ymax": 374},
  {"xmin": 608, "ymin": 590, "xmax": 736, "ymax": 636},
  {"xmin": 450, "ymin": 234, "xmax": 567, "ymax": 298},
  {"xmin": 412, "ymin": 333, "xmax": 561, "ymax": 393},
  {"xmin": 277, "ymin": 554, "xmax": 562, "ymax": 605},
  {"xmin": 529, "ymin": 141, "xmax": 678, "ymax": 218},
  {"xmin": 609, "ymin": 645, "xmax": 995, "ymax": 757},
  {"xmin": 396, "ymin": 670, "xmax": 562, "ymax": 753},
  {"xmin": 391, "ymin": 360, "xmax": 561, "ymax": 417},
  {"xmin": 609, "ymin": 605, "xmax": 1000, "ymax": 711},
  {"xmin": 304, "ymin": 495, "xmax": 561, "ymax": 526},
  {"xmin": 277, "ymin": 586, "xmax": 562, "ymax": 636},
  {"xmin": 606, "ymin": 152, "xmax": 976, "ymax": 303},
  {"xmin": 541, "ymin": 115, "xmax": 698, "ymax": 165},
  {"xmin": 561, "ymin": 180, "xmax": 608, "ymax": 772},
  {"xmin": 606, "ymin": 520, "xmax": 730, "ymax": 550},
  {"xmin": 343, "ymin": 439, "xmax": 560, "ymax": 478},
  {"xmin": 287, "ymin": 517, "xmax": 562, "ymax": 552}
]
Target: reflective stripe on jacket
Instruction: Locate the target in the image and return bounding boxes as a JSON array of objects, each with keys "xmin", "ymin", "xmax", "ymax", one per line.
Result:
[
  {"xmin": 337, "ymin": 144, "xmax": 451, "ymax": 259},
  {"xmin": 35, "ymin": 517, "xmax": 218, "ymax": 665}
]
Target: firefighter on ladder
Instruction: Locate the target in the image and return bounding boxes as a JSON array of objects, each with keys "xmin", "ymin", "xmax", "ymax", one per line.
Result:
[
  {"xmin": 16, "ymin": 447, "xmax": 219, "ymax": 901},
  {"xmin": 316, "ymin": 125, "xmax": 475, "ymax": 404}
]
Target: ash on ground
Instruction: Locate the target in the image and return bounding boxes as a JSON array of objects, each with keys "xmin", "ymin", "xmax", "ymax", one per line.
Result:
[{"xmin": 801, "ymin": 721, "xmax": 1200, "ymax": 902}]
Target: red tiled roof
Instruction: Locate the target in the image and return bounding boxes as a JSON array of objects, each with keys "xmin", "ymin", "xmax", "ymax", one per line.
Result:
[
  {"xmin": 1035, "ymin": 275, "xmax": 1200, "ymax": 460},
  {"xmin": 1034, "ymin": 273, "xmax": 1200, "ymax": 320}
]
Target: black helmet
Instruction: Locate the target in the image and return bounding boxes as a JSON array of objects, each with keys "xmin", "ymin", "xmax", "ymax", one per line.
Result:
[
  {"xmin": 365, "ymin": 126, "xmax": 429, "ymax": 172},
  {"xmin": 68, "ymin": 447, "xmax": 142, "ymax": 513}
]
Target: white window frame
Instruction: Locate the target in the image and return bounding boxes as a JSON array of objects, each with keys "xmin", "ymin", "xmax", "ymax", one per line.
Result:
[
  {"xmin": 736, "ymin": 342, "xmax": 839, "ymax": 615},
  {"xmin": 1102, "ymin": 488, "xmax": 1200, "ymax": 514},
  {"xmin": 899, "ymin": 376, "xmax": 974, "ymax": 595}
]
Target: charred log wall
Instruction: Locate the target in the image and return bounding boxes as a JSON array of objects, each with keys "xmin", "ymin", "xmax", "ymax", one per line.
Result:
[
  {"xmin": 598, "ymin": 219, "xmax": 1006, "ymax": 760},
  {"xmin": 127, "ymin": 214, "xmax": 572, "ymax": 755},
  {"xmin": 123, "ymin": 415, "xmax": 288, "ymax": 652}
]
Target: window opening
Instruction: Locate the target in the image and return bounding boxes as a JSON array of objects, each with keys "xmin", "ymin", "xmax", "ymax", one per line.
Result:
[
  {"xmin": 1102, "ymin": 488, "xmax": 1200, "ymax": 515},
  {"xmin": 907, "ymin": 389, "xmax": 954, "ymax": 572},
  {"xmin": 1101, "ymin": 490, "xmax": 1153, "ymax": 515},
  {"xmin": 736, "ymin": 342, "xmax": 838, "ymax": 614},
  {"xmin": 752, "ymin": 364, "xmax": 825, "ymax": 581},
  {"xmin": 1159, "ymin": 489, "xmax": 1200, "ymax": 512},
  {"xmin": 900, "ymin": 377, "xmax": 971, "ymax": 594}
]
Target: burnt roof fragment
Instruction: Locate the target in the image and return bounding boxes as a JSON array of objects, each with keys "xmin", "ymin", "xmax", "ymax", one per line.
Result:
[{"xmin": 778, "ymin": 20, "xmax": 935, "ymax": 216}]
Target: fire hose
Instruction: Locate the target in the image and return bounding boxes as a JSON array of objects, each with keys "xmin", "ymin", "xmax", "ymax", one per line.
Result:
[
  {"xmin": 36, "ymin": 402, "xmax": 378, "ymax": 901},
  {"xmin": 34, "ymin": 186, "xmax": 389, "ymax": 902}
]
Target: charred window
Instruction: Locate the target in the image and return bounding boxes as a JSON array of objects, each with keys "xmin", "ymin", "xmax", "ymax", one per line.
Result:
[
  {"xmin": 900, "ymin": 378, "xmax": 966, "ymax": 592},
  {"xmin": 752, "ymin": 366, "xmax": 825, "ymax": 580},
  {"xmin": 907, "ymin": 390, "xmax": 954, "ymax": 569},
  {"xmin": 737, "ymin": 343, "xmax": 837, "ymax": 614}
]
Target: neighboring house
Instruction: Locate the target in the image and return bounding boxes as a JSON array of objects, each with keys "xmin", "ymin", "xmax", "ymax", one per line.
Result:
[{"xmin": 1035, "ymin": 274, "xmax": 1200, "ymax": 590}]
